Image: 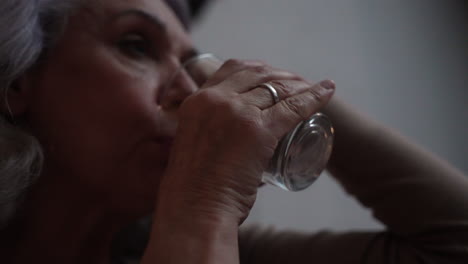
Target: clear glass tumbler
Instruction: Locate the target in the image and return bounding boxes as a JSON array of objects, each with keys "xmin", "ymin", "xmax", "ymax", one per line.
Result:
[{"xmin": 169, "ymin": 54, "xmax": 334, "ymax": 191}]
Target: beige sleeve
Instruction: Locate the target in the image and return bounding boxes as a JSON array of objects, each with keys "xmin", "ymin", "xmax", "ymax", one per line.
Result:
[
  {"xmin": 239, "ymin": 99, "xmax": 468, "ymax": 264},
  {"xmin": 239, "ymin": 164, "xmax": 468, "ymax": 264}
]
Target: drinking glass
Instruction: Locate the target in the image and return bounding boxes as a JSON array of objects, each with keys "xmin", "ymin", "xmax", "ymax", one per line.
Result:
[{"xmin": 168, "ymin": 53, "xmax": 334, "ymax": 191}]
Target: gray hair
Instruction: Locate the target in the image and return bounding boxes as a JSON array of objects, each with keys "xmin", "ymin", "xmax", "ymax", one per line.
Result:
[{"xmin": 0, "ymin": 0, "xmax": 80, "ymax": 227}]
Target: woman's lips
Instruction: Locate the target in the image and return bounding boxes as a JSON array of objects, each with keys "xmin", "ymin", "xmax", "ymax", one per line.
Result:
[{"xmin": 155, "ymin": 136, "xmax": 174, "ymax": 153}]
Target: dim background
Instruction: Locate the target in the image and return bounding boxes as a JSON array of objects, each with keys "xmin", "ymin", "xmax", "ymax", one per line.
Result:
[{"xmin": 191, "ymin": 0, "xmax": 468, "ymax": 231}]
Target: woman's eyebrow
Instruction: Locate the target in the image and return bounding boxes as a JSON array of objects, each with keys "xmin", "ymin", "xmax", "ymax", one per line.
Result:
[
  {"xmin": 109, "ymin": 8, "xmax": 198, "ymax": 60},
  {"xmin": 110, "ymin": 9, "xmax": 168, "ymax": 33}
]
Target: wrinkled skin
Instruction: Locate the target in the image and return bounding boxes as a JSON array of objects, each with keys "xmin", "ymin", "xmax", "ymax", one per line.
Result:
[{"xmin": 2, "ymin": 0, "xmax": 334, "ymax": 262}]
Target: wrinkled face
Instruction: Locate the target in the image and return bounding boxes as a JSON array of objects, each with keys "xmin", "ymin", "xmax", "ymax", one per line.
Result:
[{"xmin": 25, "ymin": 0, "xmax": 198, "ymax": 215}]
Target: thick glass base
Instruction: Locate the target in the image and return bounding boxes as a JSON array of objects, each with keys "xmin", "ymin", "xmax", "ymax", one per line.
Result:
[{"xmin": 263, "ymin": 113, "xmax": 334, "ymax": 191}]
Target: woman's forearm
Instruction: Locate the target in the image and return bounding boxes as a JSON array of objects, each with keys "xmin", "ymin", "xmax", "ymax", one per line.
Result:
[{"xmin": 323, "ymin": 97, "xmax": 468, "ymax": 233}]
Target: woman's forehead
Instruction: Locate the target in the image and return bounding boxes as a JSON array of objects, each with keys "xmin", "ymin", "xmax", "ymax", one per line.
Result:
[
  {"xmin": 164, "ymin": 0, "xmax": 190, "ymax": 28},
  {"xmin": 82, "ymin": 0, "xmax": 190, "ymax": 28}
]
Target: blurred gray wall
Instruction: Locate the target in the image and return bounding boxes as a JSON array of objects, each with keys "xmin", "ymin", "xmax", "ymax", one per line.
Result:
[{"xmin": 191, "ymin": 0, "xmax": 468, "ymax": 231}]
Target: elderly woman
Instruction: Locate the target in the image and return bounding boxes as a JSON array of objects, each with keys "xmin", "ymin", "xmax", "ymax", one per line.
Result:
[{"xmin": 0, "ymin": 0, "xmax": 467, "ymax": 263}]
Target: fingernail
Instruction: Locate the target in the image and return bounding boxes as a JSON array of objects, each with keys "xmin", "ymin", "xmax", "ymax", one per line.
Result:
[{"xmin": 320, "ymin": 80, "xmax": 336, "ymax": 90}]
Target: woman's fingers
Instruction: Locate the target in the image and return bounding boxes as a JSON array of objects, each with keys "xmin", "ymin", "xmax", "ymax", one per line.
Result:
[
  {"xmin": 202, "ymin": 59, "xmax": 264, "ymax": 88},
  {"xmin": 262, "ymin": 80, "xmax": 335, "ymax": 139},
  {"xmin": 204, "ymin": 59, "xmax": 302, "ymax": 92},
  {"xmin": 198, "ymin": 58, "xmax": 336, "ymax": 142},
  {"xmin": 240, "ymin": 80, "xmax": 315, "ymax": 110}
]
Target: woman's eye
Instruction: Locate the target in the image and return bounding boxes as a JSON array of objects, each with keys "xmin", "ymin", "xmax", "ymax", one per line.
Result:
[{"xmin": 118, "ymin": 33, "xmax": 152, "ymax": 58}]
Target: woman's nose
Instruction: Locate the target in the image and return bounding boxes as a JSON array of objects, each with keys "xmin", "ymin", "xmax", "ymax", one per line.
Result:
[
  {"xmin": 158, "ymin": 53, "xmax": 222, "ymax": 109},
  {"xmin": 159, "ymin": 67, "xmax": 198, "ymax": 110}
]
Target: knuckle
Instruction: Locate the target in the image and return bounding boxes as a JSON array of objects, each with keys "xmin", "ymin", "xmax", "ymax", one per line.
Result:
[
  {"xmin": 250, "ymin": 65, "xmax": 271, "ymax": 76},
  {"xmin": 179, "ymin": 92, "xmax": 203, "ymax": 113},
  {"xmin": 182, "ymin": 90, "xmax": 245, "ymax": 121},
  {"xmin": 223, "ymin": 104, "xmax": 261, "ymax": 128},
  {"xmin": 219, "ymin": 98, "xmax": 240, "ymax": 115},
  {"xmin": 224, "ymin": 58, "xmax": 244, "ymax": 67},
  {"xmin": 195, "ymin": 89, "xmax": 222, "ymax": 104},
  {"xmin": 269, "ymin": 80, "xmax": 293, "ymax": 97},
  {"xmin": 246, "ymin": 59, "xmax": 266, "ymax": 65},
  {"xmin": 282, "ymin": 96, "xmax": 309, "ymax": 120},
  {"xmin": 237, "ymin": 116, "xmax": 261, "ymax": 134},
  {"xmin": 306, "ymin": 89, "xmax": 323, "ymax": 104},
  {"xmin": 238, "ymin": 117, "xmax": 276, "ymax": 152},
  {"xmin": 183, "ymin": 89, "xmax": 225, "ymax": 111}
]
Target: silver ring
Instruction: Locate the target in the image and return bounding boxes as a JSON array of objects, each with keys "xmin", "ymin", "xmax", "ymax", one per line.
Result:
[{"xmin": 258, "ymin": 83, "xmax": 280, "ymax": 104}]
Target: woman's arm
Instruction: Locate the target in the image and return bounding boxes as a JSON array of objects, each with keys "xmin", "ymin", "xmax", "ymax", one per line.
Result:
[
  {"xmin": 139, "ymin": 61, "xmax": 335, "ymax": 264},
  {"xmin": 325, "ymin": 98, "xmax": 468, "ymax": 235},
  {"xmin": 239, "ymin": 97, "xmax": 468, "ymax": 264}
]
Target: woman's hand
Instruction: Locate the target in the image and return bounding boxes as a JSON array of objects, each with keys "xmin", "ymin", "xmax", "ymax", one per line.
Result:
[
  {"xmin": 157, "ymin": 59, "xmax": 336, "ymax": 224},
  {"xmin": 142, "ymin": 60, "xmax": 335, "ymax": 264}
]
